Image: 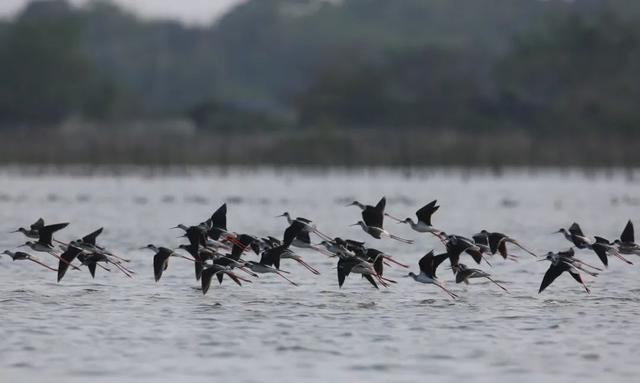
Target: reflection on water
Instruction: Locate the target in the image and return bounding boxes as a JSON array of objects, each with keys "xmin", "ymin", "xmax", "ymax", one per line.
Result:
[{"xmin": 0, "ymin": 168, "xmax": 639, "ymax": 382}]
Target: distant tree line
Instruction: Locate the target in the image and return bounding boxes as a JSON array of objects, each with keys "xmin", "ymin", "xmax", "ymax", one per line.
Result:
[{"xmin": 0, "ymin": 0, "xmax": 638, "ymax": 135}]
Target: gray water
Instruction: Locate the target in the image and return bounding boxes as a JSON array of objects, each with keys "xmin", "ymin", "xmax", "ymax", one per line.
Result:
[{"xmin": 1, "ymin": 168, "xmax": 639, "ymax": 383}]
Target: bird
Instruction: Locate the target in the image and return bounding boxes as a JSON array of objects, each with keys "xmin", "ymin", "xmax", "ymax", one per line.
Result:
[
  {"xmin": 336, "ymin": 256, "xmax": 385, "ymax": 289},
  {"xmin": 201, "ymin": 264, "xmax": 252, "ymax": 295},
  {"xmin": 10, "ymin": 217, "xmax": 45, "ymax": 239},
  {"xmin": 21, "ymin": 222, "xmax": 69, "ymax": 252},
  {"xmin": 482, "ymin": 230, "xmax": 537, "ymax": 258},
  {"xmin": 407, "ymin": 251, "xmax": 458, "ymax": 299},
  {"xmin": 556, "ymin": 223, "xmax": 593, "ymax": 249},
  {"xmin": 69, "ymin": 228, "xmax": 134, "ymax": 277},
  {"xmin": 21, "ymin": 222, "xmax": 81, "ymax": 271},
  {"xmin": 613, "ymin": 220, "xmax": 640, "ymax": 255},
  {"xmin": 277, "ymin": 212, "xmax": 332, "ymax": 241},
  {"xmin": 351, "ymin": 221, "xmax": 414, "ymax": 244},
  {"xmin": 592, "ymin": 236, "xmax": 633, "ymax": 265},
  {"xmin": 393, "ymin": 200, "xmax": 443, "ymax": 238},
  {"xmin": 172, "ymin": 224, "xmax": 208, "ymax": 247},
  {"xmin": 363, "ymin": 248, "xmax": 397, "ymax": 285},
  {"xmin": 442, "ymin": 233, "xmax": 487, "ymax": 268},
  {"xmin": 538, "ymin": 249, "xmax": 591, "ymax": 294},
  {"xmin": 471, "ymin": 231, "xmax": 493, "ymax": 256},
  {"xmin": 242, "ymin": 246, "xmax": 299, "ymax": 286},
  {"xmin": 142, "ymin": 244, "xmax": 195, "ymax": 282},
  {"xmin": 317, "ymin": 238, "xmax": 366, "ymax": 257},
  {"xmin": 347, "ymin": 196, "xmax": 388, "ymax": 228},
  {"xmin": 2, "ymin": 250, "xmax": 57, "ymax": 271},
  {"xmin": 78, "ymin": 253, "xmax": 112, "ymax": 279},
  {"xmin": 452, "ymin": 263, "xmax": 509, "ymax": 292}
]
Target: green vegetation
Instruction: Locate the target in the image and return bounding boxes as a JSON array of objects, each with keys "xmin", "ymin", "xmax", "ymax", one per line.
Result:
[{"xmin": 0, "ymin": 0, "xmax": 639, "ymax": 165}]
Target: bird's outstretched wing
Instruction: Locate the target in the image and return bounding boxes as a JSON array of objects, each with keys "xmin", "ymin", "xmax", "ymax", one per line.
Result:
[
  {"xmin": 621, "ymin": 220, "xmax": 634, "ymax": 243},
  {"xmin": 568, "ymin": 222, "xmax": 585, "ymax": 237},
  {"xmin": 210, "ymin": 203, "xmax": 227, "ymax": 230},
  {"xmin": 415, "ymin": 200, "xmax": 439, "ymax": 226},
  {"xmin": 539, "ymin": 264, "xmax": 566, "ymax": 293},
  {"xmin": 82, "ymin": 227, "xmax": 103, "ymax": 246}
]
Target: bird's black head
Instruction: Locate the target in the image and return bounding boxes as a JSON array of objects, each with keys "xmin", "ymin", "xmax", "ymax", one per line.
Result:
[{"xmin": 142, "ymin": 244, "xmax": 157, "ymax": 251}]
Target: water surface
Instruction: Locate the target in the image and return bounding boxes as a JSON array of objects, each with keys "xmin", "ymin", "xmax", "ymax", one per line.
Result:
[{"xmin": 1, "ymin": 168, "xmax": 639, "ymax": 382}]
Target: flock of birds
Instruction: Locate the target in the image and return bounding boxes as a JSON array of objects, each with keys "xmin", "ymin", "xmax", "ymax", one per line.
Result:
[{"xmin": 2, "ymin": 197, "xmax": 639, "ymax": 299}]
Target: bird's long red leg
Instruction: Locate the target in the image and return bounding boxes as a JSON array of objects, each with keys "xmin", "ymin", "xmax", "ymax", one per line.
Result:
[
  {"xmin": 383, "ymin": 255, "xmax": 409, "ymax": 268},
  {"xmin": 435, "ymin": 281, "xmax": 458, "ymax": 299},
  {"xmin": 384, "ymin": 213, "xmax": 404, "ymax": 223},
  {"xmin": 274, "ymin": 270, "xmax": 298, "ymax": 286},
  {"xmin": 310, "ymin": 245, "xmax": 336, "ymax": 257},
  {"xmin": 106, "ymin": 253, "xmax": 131, "ymax": 263},
  {"xmin": 224, "ymin": 272, "xmax": 244, "ymax": 287},
  {"xmin": 222, "ymin": 235, "xmax": 246, "ymax": 250},
  {"xmin": 294, "ymin": 258, "xmax": 320, "ymax": 275},
  {"xmin": 612, "ymin": 250, "xmax": 633, "ymax": 265},
  {"xmin": 111, "ymin": 262, "xmax": 133, "ymax": 278},
  {"xmin": 229, "ymin": 272, "xmax": 252, "ymax": 284},
  {"xmin": 572, "ymin": 259, "xmax": 602, "ymax": 272},
  {"xmin": 312, "ymin": 228, "xmax": 334, "ymax": 242},
  {"xmin": 509, "ymin": 240, "xmax": 538, "ymax": 257},
  {"xmin": 28, "ymin": 258, "xmax": 57, "ymax": 272},
  {"xmin": 486, "ymin": 277, "xmax": 509, "ymax": 293},
  {"xmin": 374, "ymin": 274, "xmax": 389, "ymax": 288},
  {"xmin": 380, "ymin": 276, "xmax": 397, "ymax": 284},
  {"xmin": 113, "ymin": 261, "xmax": 136, "ymax": 275},
  {"xmin": 389, "ymin": 233, "xmax": 414, "ymax": 244},
  {"xmin": 238, "ymin": 266, "xmax": 259, "ymax": 278}
]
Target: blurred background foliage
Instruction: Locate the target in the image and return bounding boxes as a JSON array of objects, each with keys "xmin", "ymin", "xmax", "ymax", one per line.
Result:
[{"xmin": 0, "ymin": 0, "xmax": 639, "ymax": 149}]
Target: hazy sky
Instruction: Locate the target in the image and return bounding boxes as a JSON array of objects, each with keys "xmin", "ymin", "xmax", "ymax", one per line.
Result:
[{"xmin": 0, "ymin": 0, "xmax": 247, "ymax": 25}]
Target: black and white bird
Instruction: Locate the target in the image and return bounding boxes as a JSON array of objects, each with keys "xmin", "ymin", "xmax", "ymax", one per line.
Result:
[
  {"xmin": 10, "ymin": 218, "xmax": 45, "ymax": 239},
  {"xmin": 337, "ymin": 256, "xmax": 385, "ymax": 289},
  {"xmin": 347, "ymin": 196, "xmax": 411, "ymax": 243},
  {"xmin": 452, "ymin": 263, "xmax": 509, "ymax": 292},
  {"xmin": 21, "ymin": 222, "xmax": 69, "ymax": 253},
  {"xmin": 407, "ymin": 251, "xmax": 458, "ymax": 299},
  {"xmin": 538, "ymin": 249, "xmax": 592, "ymax": 294},
  {"xmin": 347, "ymin": 196, "xmax": 390, "ymax": 223},
  {"xmin": 393, "ymin": 200, "xmax": 443, "ymax": 238},
  {"xmin": 142, "ymin": 244, "xmax": 195, "ymax": 282},
  {"xmin": 556, "ymin": 223, "xmax": 593, "ymax": 249},
  {"xmin": 350, "ymin": 208, "xmax": 414, "ymax": 244},
  {"xmin": 277, "ymin": 212, "xmax": 332, "ymax": 241},
  {"xmin": 592, "ymin": 236, "xmax": 633, "ymax": 266},
  {"xmin": 442, "ymin": 233, "xmax": 487, "ymax": 268},
  {"xmin": 481, "ymin": 230, "xmax": 537, "ymax": 258},
  {"xmin": 21, "ymin": 222, "xmax": 81, "ymax": 271},
  {"xmin": 2, "ymin": 250, "xmax": 57, "ymax": 271},
  {"xmin": 613, "ymin": 220, "xmax": 640, "ymax": 256}
]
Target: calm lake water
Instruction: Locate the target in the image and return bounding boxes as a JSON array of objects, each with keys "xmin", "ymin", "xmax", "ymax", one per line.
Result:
[{"xmin": 0, "ymin": 167, "xmax": 639, "ymax": 383}]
